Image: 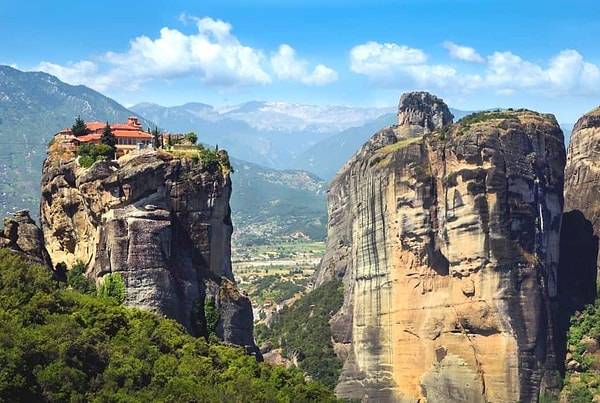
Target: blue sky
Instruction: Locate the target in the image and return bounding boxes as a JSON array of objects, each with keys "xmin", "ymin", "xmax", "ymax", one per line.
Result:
[{"xmin": 2, "ymin": 0, "xmax": 600, "ymax": 122}]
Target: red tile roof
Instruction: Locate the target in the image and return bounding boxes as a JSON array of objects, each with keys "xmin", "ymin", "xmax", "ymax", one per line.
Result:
[{"xmin": 76, "ymin": 134, "xmax": 101, "ymax": 142}]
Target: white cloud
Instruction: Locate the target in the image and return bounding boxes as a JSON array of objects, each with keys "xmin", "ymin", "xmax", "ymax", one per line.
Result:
[
  {"xmin": 349, "ymin": 42, "xmax": 427, "ymax": 76},
  {"xmin": 485, "ymin": 51, "xmax": 545, "ymax": 88},
  {"xmin": 35, "ymin": 60, "xmax": 116, "ymax": 90},
  {"xmin": 443, "ymin": 41, "xmax": 484, "ymax": 63},
  {"xmin": 546, "ymin": 49, "xmax": 600, "ymax": 93},
  {"xmin": 349, "ymin": 40, "xmax": 600, "ymax": 98},
  {"xmin": 270, "ymin": 44, "xmax": 337, "ymax": 85},
  {"xmin": 102, "ymin": 17, "xmax": 271, "ymax": 87},
  {"xmin": 35, "ymin": 16, "xmax": 272, "ymax": 93}
]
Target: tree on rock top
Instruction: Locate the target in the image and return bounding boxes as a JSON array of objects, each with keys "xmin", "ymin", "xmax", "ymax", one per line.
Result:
[
  {"xmin": 71, "ymin": 115, "xmax": 90, "ymax": 137},
  {"xmin": 100, "ymin": 122, "xmax": 116, "ymax": 158}
]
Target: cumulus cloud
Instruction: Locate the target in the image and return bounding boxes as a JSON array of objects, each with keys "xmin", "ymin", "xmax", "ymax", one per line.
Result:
[
  {"xmin": 270, "ymin": 44, "xmax": 337, "ymax": 85},
  {"xmin": 35, "ymin": 60, "xmax": 118, "ymax": 91},
  {"xmin": 101, "ymin": 16, "xmax": 271, "ymax": 88},
  {"xmin": 349, "ymin": 40, "xmax": 600, "ymax": 97},
  {"xmin": 443, "ymin": 41, "xmax": 484, "ymax": 63},
  {"xmin": 349, "ymin": 42, "xmax": 427, "ymax": 76},
  {"xmin": 35, "ymin": 17, "xmax": 271, "ymax": 91}
]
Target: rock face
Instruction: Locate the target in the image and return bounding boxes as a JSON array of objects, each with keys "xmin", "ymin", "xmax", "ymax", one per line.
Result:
[
  {"xmin": 40, "ymin": 150, "xmax": 257, "ymax": 352},
  {"xmin": 558, "ymin": 107, "xmax": 600, "ymax": 370},
  {"xmin": 0, "ymin": 209, "xmax": 51, "ymax": 266},
  {"xmin": 314, "ymin": 94, "xmax": 565, "ymax": 402},
  {"xmin": 563, "ymin": 106, "xmax": 600, "ymax": 283}
]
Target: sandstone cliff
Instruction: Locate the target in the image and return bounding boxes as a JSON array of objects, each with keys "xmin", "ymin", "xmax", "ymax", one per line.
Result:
[
  {"xmin": 315, "ymin": 92, "xmax": 565, "ymax": 402},
  {"xmin": 0, "ymin": 209, "xmax": 51, "ymax": 266},
  {"xmin": 40, "ymin": 150, "xmax": 258, "ymax": 352},
  {"xmin": 563, "ymin": 106, "xmax": 600, "ymax": 291}
]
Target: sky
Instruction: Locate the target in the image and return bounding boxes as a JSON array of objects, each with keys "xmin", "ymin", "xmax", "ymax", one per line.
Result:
[{"xmin": 2, "ymin": 0, "xmax": 600, "ymax": 123}]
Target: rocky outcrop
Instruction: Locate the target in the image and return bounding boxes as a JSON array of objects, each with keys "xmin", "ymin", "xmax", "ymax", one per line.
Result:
[
  {"xmin": 0, "ymin": 209, "xmax": 51, "ymax": 266},
  {"xmin": 395, "ymin": 91, "xmax": 454, "ymax": 137},
  {"xmin": 558, "ymin": 107, "xmax": 600, "ymax": 373},
  {"xmin": 40, "ymin": 150, "xmax": 258, "ymax": 354},
  {"xmin": 314, "ymin": 94, "xmax": 565, "ymax": 402},
  {"xmin": 563, "ymin": 106, "xmax": 600, "ymax": 281}
]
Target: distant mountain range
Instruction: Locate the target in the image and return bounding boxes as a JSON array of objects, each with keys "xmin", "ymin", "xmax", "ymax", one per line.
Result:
[
  {"xmin": 0, "ymin": 64, "xmax": 575, "ymax": 244},
  {"xmin": 129, "ymin": 101, "xmax": 396, "ymax": 175}
]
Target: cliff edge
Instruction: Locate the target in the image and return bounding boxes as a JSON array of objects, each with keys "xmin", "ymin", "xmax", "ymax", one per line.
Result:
[
  {"xmin": 40, "ymin": 148, "xmax": 258, "ymax": 354},
  {"xmin": 314, "ymin": 92, "xmax": 565, "ymax": 402}
]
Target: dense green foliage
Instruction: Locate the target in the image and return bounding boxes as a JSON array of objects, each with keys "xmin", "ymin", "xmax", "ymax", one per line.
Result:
[
  {"xmin": 66, "ymin": 261, "xmax": 95, "ymax": 294},
  {"xmin": 185, "ymin": 132, "xmax": 198, "ymax": 144},
  {"xmin": 195, "ymin": 144, "xmax": 233, "ymax": 174},
  {"xmin": 246, "ymin": 274, "xmax": 306, "ymax": 305},
  {"xmin": 203, "ymin": 297, "xmax": 220, "ymax": 337},
  {"xmin": 255, "ymin": 280, "xmax": 344, "ymax": 390},
  {"xmin": 76, "ymin": 143, "xmax": 114, "ymax": 168},
  {"xmin": 97, "ymin": 273, "xmax": 126, "ymax": 304},
  {"xmin": 560, "ymin": 296, "xmax": 600, "ymax": 401},
  {"xmin": 456, "ymin": 109, "xmax": 520, "ymax": 126},
  {"xmin": 0, "ymin": 248, "xmax": 339, "ymax": 402}
]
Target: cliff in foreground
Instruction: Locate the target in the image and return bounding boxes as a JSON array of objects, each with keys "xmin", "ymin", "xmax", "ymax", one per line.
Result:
[
  {"xmin": 314, "ymin": 92, "xmax": 565, "ymax": 402},
  {"xmin": 40, "ymin": 148, "xmax": 258, "ymax": 354}
]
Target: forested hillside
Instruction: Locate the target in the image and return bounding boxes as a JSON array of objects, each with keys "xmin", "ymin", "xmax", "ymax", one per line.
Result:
[{"xmin": 0, "ymin": 248, "xmax": 339, "ymax": 402}]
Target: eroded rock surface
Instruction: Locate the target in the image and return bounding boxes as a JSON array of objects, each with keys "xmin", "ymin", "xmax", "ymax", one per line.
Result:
[
  {"xmin": 563, "ymin": 106, "xmax": 600, "ymax": 281},
  {"xmin": 0, "ymin": 209, "xmax": 51, "ymax": 266},
  {"xmin": 40, "ymin": 151, "xmax": 257, "ymax": 353},
  {"xmin": 314, "ymin": 94, "xmax": 564, "ymax": 402}
]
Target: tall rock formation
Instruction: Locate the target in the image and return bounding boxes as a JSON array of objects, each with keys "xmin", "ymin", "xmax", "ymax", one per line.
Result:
[
  {"xmin": 563, "ymin": 106, "xmax": 600, "ymax": 287},
  {"xmin": 314, "ymin": 93, "xmax": 565, "ymax": 402},
  {"xmin": 0, "ymin": 209, "xmax": 51, "ymax": 266},
  {"xmin": 558, "ymin": 107, "xmax": 600, "ymax": 368},
  {"xmin": 40, "ymin": 149, "xmax": 258, "ymax": 352}
]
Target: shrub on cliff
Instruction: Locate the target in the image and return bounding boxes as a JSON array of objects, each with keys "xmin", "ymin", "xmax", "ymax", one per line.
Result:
[
  {"xmin": 98, "ymin": 273, "xmax": 126, "ymax": 304},
  {"xmin": 0, "ymin": 248, "xmax": 339, "ymax": 402},
  {"xmin": 76, "ymin": 143, "xmax": 114, "ymax": 168},
  {"xmin": 560, "ymin": 296, "xmax": 600, "ymax": 401}
]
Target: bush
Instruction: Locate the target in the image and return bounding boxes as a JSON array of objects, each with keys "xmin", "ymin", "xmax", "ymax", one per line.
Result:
[
  {"xmin": 97, "ymin": 273, "xmax": 126, "ymax": 304},
  {"xmin": 77, "ymin": 143, "xmax": 115, "ymax": 167},
  {"xmin": 67, "ymin": 261, "xmax": 95, "ymax": 294}
]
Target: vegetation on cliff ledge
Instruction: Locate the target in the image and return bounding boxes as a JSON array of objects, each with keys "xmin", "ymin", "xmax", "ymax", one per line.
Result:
[
  {"xmin": 255, "ymin": 280, "xmax": 344, "ymax": 390},
  {"xmin": 0, "ymin": 248, "xmax": 339, "ymax": 402},
  {"xmin": 560, "ymin": 294, "xmax": 600, "ymax": 401}
]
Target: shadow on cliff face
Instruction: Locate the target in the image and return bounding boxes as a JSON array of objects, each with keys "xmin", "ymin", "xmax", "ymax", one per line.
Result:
[{"xmin": 556, "ymin": 210, "xmax": 599, "ymax": 373}]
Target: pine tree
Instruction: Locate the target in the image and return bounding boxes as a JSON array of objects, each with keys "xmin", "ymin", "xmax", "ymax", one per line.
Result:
[
  {"xmin": 100, "ymin": 122, "xmax": 116, "ymax": 158},
  {"xmin": 152, "ymin": 126, "xmax": 160, "ymax": 149},
  {"xmin": 71, "ymin": 115, "xmax": 90, "ymax": 137}
]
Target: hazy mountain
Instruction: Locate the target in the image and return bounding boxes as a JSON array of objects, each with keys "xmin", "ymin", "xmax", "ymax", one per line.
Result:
[
  {"xmin": 290, "ymin": 113, "xmax": 397, "ymax": 180},
  {"xmin": 133, "ymin": 101, "xmax": 394, "ymax": 133},
  {"xmin": 130, "ymin": 102, "xmax": 395, "ymax": 170},
  {"xmin": 0, "ymin": 65, "xmax": 153, "ymax": 218},
  {"xmin": 229, "ymin": 158, "xmax": 327, "ymax": 244},
  {"xmin": 561, "ymin": 124, "xmax": 574, "ymax": 145},
  {"xmin": 290, "ymin": 107, "xmax": 475, "ymax": 180}
]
